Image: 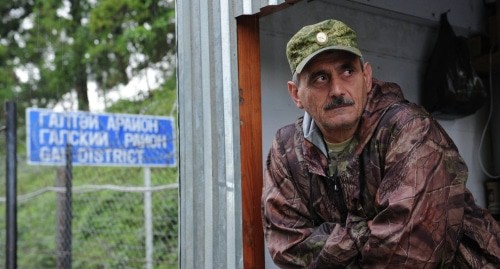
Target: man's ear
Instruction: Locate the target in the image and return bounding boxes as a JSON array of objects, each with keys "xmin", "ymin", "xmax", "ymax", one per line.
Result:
[
  {"xmin": 287, "ymin": 81, "xmax": 303, "ymax": 109},
  {"xmin": 363, "ymin": 62, "xmax": 373, "ymax": 93}
]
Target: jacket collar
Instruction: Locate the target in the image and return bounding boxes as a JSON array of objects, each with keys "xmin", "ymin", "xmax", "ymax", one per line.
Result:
[
  {"xmin": 303, "ymin": 112, "xmax": 328, "ymax": 157},
  {"xmin": 302, "ymin": 78, "xmax": 405, "ymax": 156}
]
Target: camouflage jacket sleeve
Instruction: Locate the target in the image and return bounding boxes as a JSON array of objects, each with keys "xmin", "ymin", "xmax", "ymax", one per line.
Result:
[
  {"xmin": 262, "ymin": 127, "xmax": 368, "ymax": 268},
  {"xmin": 357, "ymin": 86, "xmax": 500, "ymax": 267},
  {"xmin": 359, "ymin": 113, "xmax": 467, "ymax": 267}
]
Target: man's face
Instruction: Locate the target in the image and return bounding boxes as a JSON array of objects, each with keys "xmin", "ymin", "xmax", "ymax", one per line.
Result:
[{"xmin": 288, "ymin": 51, "xmax": 373, "ymax": 143}]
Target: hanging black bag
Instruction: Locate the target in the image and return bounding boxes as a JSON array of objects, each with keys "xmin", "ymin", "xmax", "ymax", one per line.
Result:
[{"xmin": 422, "ymin": 12, "xmax": 487, "ymax": 118}]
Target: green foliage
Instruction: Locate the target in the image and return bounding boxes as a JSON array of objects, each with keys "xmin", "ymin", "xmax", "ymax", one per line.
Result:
[
  {"xmin": 0, "ymin": 0, "xmax": 175, "ymax": 113},
  {"xmin": 17, "ymin": 195, "xmax": 58, "ymax": 268}
]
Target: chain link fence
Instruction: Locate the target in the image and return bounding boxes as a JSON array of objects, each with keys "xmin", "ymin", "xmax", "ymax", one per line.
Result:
[{"xmin": 0, "ymin": 121, "xmax": 178, "ymax": 268}]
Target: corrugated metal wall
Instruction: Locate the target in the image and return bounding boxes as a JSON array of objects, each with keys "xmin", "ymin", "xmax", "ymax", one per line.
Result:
[{"xmin": 176, "ymin": 0, "xmax": 290, "ymax": 268}]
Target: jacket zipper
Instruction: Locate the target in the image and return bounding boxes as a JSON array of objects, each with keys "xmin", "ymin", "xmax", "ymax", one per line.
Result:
[
  {"xmin": 330, "ymin": 175, "xmax": 348, "ymax": 225},
  {"xmin": 324, "ymin": 138, "xmax": 350, "ymax": 225}
]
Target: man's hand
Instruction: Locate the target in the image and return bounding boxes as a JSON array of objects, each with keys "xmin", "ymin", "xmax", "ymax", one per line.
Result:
[{"xmin": 347, "ymin": 213, "xmax": 369, "ymax": 252}]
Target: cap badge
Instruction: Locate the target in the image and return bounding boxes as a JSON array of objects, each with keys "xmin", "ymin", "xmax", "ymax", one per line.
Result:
[{"xmin": 316, "ymin": 32, "xmax": 328, "ymax": 44}]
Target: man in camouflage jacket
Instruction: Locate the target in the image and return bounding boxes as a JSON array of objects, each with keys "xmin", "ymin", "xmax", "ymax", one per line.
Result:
[{"xmin": 261, "ymin": 19, "xmax": 500, "ymax": 268}]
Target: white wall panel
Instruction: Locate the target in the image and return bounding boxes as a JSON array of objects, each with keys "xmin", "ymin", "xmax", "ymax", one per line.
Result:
[{"xmin": 349, "ymin": 0, "xmax": 485, "ymax": 32}]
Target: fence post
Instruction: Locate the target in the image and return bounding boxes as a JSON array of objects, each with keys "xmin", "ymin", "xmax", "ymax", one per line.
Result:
[
  {"xmin": 144, "ymin": 167, "xmax": 153, "ymax": 269},
  {"xmin": 56, "ymin": 144, "xmax": 73, "ymax": 269},
  {"xmin": 5, "ymin": 101, "xmax": 17, "ymax": 269}
]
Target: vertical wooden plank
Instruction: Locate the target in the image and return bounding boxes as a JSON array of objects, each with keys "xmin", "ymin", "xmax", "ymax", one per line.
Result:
[{"xmin": 237, "ymin": 15, "xmax": 265, "ymax": 269}]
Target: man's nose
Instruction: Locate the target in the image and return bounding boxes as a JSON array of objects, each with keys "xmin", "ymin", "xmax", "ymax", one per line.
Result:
[{"xmin": 328, "ymin": 80, "xmax": 343, "ymax": 97}]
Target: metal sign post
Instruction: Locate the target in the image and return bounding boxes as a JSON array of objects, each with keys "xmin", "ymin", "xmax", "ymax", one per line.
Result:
[{"xmin": 144, "ymin": 167, "xmax": 153, "ymax": 269}]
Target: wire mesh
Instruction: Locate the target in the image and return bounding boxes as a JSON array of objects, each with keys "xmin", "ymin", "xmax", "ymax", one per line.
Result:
[{"xmin": 0, "ymin": 135, "xmax": 179, "ymax": 268}]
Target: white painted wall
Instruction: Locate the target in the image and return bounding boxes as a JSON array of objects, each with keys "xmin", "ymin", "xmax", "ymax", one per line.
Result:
[{"xmin": 259, "ymin": 0, "xmax": 492, "ymax": 267}]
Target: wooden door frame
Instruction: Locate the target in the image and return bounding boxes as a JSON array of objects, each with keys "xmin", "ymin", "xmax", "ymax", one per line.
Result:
[
  {"xmin": 237, "ymin": 4, "xmax": 299, "ymax": 267},
  {"xmin": 237, "ymin": 15, "xmax": 265, "ymax": 269}
]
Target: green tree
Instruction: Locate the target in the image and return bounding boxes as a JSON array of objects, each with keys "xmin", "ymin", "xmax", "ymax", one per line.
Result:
[{"xmin": 0, "ymin": 0, "xmax": 175, "ymax": 112}]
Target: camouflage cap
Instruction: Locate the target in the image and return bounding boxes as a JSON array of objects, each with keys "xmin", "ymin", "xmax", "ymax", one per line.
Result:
[{"xmin": 286, "ymin": 19, "xmax": 362, "ymax": 74}]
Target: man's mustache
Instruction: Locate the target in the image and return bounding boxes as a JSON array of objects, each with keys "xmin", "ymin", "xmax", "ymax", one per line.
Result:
[{"xmin": 323, "ymin": 97, "xmax": 354, "ymax": 110}]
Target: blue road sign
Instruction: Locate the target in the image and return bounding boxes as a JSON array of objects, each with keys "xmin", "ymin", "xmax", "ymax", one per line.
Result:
[{"xmin": 26, "ymin": 108, "xmax": 176, "ymax": 167}]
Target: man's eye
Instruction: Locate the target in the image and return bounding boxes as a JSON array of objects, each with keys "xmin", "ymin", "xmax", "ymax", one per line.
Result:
[
  {"xmin": 343, "ymin": 69, "xmax": 354, "ymax": 76},
  {"xmin": 315, "ymin": 74, "xmax": 328, "ymax": 82}
]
